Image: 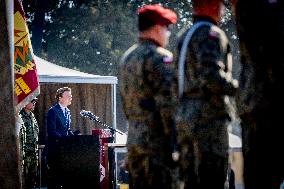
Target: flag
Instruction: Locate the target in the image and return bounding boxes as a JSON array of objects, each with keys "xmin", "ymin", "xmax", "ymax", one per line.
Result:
[{"xmin": 14, "ymin": 0, "xmax": 40, "ymax": 111}]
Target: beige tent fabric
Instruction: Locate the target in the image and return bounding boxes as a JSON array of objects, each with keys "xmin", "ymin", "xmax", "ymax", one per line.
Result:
[{"xmin": 34, "ymin": 83, "xmax": 113, "ymax": 145}]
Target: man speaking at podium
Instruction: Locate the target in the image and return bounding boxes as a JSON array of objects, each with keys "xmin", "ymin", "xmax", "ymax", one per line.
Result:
[{"xmin": 46, "ymin": 87, "xmax": 74, "ymax": 189}]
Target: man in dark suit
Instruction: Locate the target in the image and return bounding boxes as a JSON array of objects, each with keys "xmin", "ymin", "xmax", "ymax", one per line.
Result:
[
  {"xmin": 47, "ymin": 87, "xmax": 73, "ymax": 139},
  {"xmin": 46, "ymin": 87, "xmax": 74, "ymax": 189}
]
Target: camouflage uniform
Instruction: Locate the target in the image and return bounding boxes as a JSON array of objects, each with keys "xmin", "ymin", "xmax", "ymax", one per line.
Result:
[
  {"xmin": 119, "ymin": 39, "xmax": 177, "ymax": 189},
  {"xmin": 175, "ymin": 17, "xmax": 238, "ymax": 189},
  {"xmin": 234, "ymin": 1, "xmax": 284, "ymax": 188},
  {"xmin": 19, "ymin": 109, "xmax": 39, "ymax": 189}
]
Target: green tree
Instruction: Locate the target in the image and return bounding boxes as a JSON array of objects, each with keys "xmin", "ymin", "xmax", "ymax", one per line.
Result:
[
  {"xmin": 23, "ymin": 0, "xmax": 238, "ymax": 77},
  {"xmin": 38, "ymin": 0, "xmax": 138, "ymax": 76},
  {"xmin": 23, "ymin": 0, "xmax": 194, "ymax": 76},
  {"xmin": 22, "ymin": 0, "xmax": 240, "ymax": 133}
]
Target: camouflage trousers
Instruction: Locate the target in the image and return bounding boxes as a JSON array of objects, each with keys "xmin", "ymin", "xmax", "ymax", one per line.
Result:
[
  {"xmin": 176, "ymin": 117, "xmax": 229, "ymax": 189},
  {"xmin": 127, "ymin": 145, "xmax": 179, "ymax": 189},
  {"xmin": 23, "ymin": 151, "xmax": 38, "ymax": 189}
]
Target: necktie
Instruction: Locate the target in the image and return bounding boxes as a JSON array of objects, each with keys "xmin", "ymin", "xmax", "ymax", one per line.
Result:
[
  {"xmin": 64, "ymin": 108, "xmax": 70, "ymax": 129},
  {"xmin": 64, "ymin": 108, "xmax": 68, "ymax": 119},
  {"xmin": 64, "ymin": 108, "xmax": 71, "ymax": 135}
]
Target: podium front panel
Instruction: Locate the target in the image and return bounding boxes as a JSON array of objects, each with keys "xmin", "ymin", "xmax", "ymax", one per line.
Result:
[
  {"xmin": 92, "ymin": 129, "xmax": 113, "ymax": 189},
  {"xmin": 58, "ymin": 135, "xmax": 100, "ymax": 188}
]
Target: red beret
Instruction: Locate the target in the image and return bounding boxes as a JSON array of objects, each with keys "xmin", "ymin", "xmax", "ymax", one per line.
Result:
[{"xmin": 137, "ymin": 4, "xmax": 177, "ymax": 26}]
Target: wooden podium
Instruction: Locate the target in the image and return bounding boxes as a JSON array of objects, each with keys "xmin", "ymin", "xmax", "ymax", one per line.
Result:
[{"xmin": 92, "ymin": 129, "xmax": 114, "ymax": 189}]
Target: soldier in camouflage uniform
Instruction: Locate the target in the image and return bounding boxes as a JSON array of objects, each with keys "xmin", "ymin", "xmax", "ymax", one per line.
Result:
[
  {"xmin": 233, "ymin": 1, "xmax": 284, "ymax": 188},
  {"xmin": 19, "ymin": 98, "xmax": 39, "ymax": 189},
  {"xmin": 174, "ymin": 0, "xmax": 238, "ymax": 188},
  {"xmin": 119, "ymin": 4, "xmax": 178, "ymax": 189}
]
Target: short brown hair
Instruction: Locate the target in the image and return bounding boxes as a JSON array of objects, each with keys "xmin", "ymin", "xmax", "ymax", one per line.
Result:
[{"xmin": 55, "ymin": 87, "xmax": 71, "ymax": 102}]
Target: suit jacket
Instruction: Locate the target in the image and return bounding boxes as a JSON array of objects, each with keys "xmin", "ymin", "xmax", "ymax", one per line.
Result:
[
  {"xmin": 47, "ymin": 103, "xmax": 73, "ymax": 141},
  {"xmin": 46, "ymin": 103, "xmax": 74, "ymax": 185}
]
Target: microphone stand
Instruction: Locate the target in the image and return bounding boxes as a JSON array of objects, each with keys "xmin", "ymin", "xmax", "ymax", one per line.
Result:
[
  {"xmin": 81, "ymin": 110, "xmax": 121, "ymax": 188},
  {"xmin": 90, "ymin": 116, "xmax": 123, "ymax": 136},
  {"xmin": 80, "ymin": 110, "xmax": 124, "ymax": 136}
]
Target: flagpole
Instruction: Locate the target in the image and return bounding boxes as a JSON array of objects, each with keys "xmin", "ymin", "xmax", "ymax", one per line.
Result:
[
  {"xmin": 6, "ymin": 0, "xmax": 14, "ymax": 65},
  {"xmin": 0, "ymin": 0, "xmax": 21, "ymax": 188}
]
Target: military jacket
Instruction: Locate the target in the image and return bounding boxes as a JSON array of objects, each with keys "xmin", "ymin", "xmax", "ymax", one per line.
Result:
[
  {"xmin": 119, "ymin": 39, "xmax": 176, "ymax": 150},
  {"xmin": 19, "ymin": 109, "xmax": 39, "ymax": 155},
  {"xmin": 176, "ymin": 17, "xmax": 238, "ymax": 123},
  {"xmin": 19, "ymin": 109, "xmax": 39, "ymax": 188}
]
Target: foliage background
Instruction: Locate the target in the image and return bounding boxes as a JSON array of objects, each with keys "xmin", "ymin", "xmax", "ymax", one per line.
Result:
[{"xmin": 22, "ymin": 0, "xmax": 240, "ymax": 131}]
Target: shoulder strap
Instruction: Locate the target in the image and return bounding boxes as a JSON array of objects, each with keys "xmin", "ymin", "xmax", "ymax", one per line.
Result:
[{"xmin": 178, "ymin": 21, "xmax": 213, "ymax": 98}]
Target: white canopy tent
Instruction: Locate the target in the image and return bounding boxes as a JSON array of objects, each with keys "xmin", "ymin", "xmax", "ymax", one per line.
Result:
[
  {"xmin": 33, "ymin": 56, "xmax": 122, "ymax": 143},
  {"xmin": 35, "ymin": 56, "xmax": 117, "ymax": 84}
]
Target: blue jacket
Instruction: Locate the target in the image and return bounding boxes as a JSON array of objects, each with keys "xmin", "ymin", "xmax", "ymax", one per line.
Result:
[{"xmin": 47, "ymin": 103, "xmax": 73, "ymax": 140}]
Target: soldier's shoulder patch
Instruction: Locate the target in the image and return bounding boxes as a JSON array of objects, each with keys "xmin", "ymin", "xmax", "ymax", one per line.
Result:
[
  {"xmin": 157, "ymin": 47, "xmax": 173, "ymax": 64},
  {"xmin": 163, "ymin": 56, "xmax": 173, "ymax": 64},
  {"xmin": 209, "ymin": 30, "xmax": 220, "ymax": 39}
]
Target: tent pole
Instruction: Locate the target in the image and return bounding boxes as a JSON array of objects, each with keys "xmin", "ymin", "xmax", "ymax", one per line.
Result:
[{"xmin": 112, "ymin": 83, "xmax": 117, "ymax": 142}]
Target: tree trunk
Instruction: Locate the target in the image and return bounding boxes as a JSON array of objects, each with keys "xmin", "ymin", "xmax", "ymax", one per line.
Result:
[
  {"xmin": 235, "ymin": 0, "xmax": 284, "ymax": 188},
  {"xmin": 0, "ymin": 0, "xmax": 21, "ymax": 188}
]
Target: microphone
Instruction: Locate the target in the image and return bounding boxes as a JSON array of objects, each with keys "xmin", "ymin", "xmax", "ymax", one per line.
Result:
[
  {"xmin": 80, "ymin": 110, "xmax": 99, "ymax": 121},
  {"xmin": 80, "ymin": 110, "xmax": 89, "ymax": 116},
  {"xmin": 80, "ymin": 110, "xmax": 124, "ymax": 135}
]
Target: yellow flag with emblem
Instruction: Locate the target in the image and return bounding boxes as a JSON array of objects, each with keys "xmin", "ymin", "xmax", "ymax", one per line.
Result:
[{"xmin": 14, "ymin": 0, "xmax": 40, "ymax": 111}]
